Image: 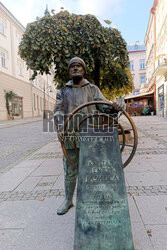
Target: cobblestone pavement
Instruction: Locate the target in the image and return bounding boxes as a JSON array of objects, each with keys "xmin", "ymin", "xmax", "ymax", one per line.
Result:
[
  {"xmin": 0, "ymin": 115, "xmax": 167, "ymax": 250},
  {"xmin": 0, "ymin": 184, "xmax": 167, "ymax": 203}
]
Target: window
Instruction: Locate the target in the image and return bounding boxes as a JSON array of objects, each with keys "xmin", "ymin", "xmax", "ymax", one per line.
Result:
[
  {"xmin": 140, "ymin": 59, "xmax": 145, "ymax": 70},
  {"xmin": 130, "ymin": 61, "xmax": 134, "ymax": 70},
  {"xmin": 17, "ymin": 34, "xmax": 21, "ymax": 47},
  {"xmin": 140, "ymin": 76, "xmax": 146, "ymax": 84},
  {"xmin": 0, "ymin": 18, "xmax": 5, "ymax": 35},
  {"xmin": 1, "ymin": 51, "xmax": 6, "ymax": 67}
]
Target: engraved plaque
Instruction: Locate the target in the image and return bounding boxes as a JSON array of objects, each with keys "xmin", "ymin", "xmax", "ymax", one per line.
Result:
[{"xmin": 74, "ymin": 128, "xmax": 134, "ymax": 250}]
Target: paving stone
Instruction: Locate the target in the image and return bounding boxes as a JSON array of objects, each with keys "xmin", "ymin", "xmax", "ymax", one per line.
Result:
[
  {"xmin": 33, "ymin": 176, "xmax": 58, "ymax": 191},
  {"xmin": 135, "ymin": 196, "xmax": 167, "ymax": 224},
  {"xmin": 150, "ymin": 161, "xmax": 167, "ymax": 171},
  {"xmin": 14, "ymin": 197, "xmax": 75, "ymax": 250},
  {"xmin": 126, "ymin": 172, "xmax": 165, "ymax": 186},
  {"xmin": 53, "ymin": 175, "xmax": 65, "ymax": 189},
  {"xmin": 127, "ymin": 196, "xmax": 142, "ymax": 223},
  {"xmin": 29, "ymin": 152, "xmax": 63, "ymax": 160},
  {"xmin": 36, "ymin": 142, "xmax": 62, "ymax": 154},
  {"xmin": 0, "ymin": 200, "xmax": 41, "ymax": 228},
  {"xmin": 145, "ymin": 225, "xmax": 167, "ymax": 250},
  {"xmin": 14, "ymin": 177, "xmax": 42, "ymax": 192},
  {"xmin": 131, "ymin": 223, "xmax": 154, "ymax": 250},
  {"xmin": 14, "ymin": 159, "xmax": 44, "ymax": 168},
  {"xmin": 30, "ymin": 159, "xmax": 63, "ymax": 176},
  {"xmin": 0, "ymin": 228, "xmax": 23, "ymax": 250},
  {"xmin": 0, "ymin": 167, "xmax": 37, "ymax": 192},
  {"xmin": 125, "ymin": 161, "xmax": 154, "ymax": 173}
]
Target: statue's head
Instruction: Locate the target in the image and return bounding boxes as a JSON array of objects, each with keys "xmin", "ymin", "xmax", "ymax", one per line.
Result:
[{"xmin": 68, "ymin": 57, "xmax": 86, "ymax": 79}]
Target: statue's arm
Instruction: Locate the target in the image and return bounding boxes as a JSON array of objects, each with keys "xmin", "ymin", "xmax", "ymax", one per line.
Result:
[{"xmin": 91, "ymin": 85, "xmax": 122, "ymax": 114}]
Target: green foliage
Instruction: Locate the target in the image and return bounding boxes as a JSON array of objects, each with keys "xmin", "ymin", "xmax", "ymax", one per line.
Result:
[
  {"xmin": 102, "ymin": 68, "xmax": 134, "ymax": 100},
  {"xmin": 5, "ymin": 91, "xmax": 16, "ymax": 115},
  {"xmin": 19, "ymin": 10, "xmax": 130, "ymax": 91}
]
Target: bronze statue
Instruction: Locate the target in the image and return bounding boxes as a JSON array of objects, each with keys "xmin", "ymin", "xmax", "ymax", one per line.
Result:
[{"xmin": 54, "ymin": 57, "xmax": 121, "ymax": 215}]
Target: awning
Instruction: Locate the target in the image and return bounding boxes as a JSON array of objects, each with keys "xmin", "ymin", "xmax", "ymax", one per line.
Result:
[{"xmin": 124, "ymin": 91, "xmax": 154, "ymax": 100}]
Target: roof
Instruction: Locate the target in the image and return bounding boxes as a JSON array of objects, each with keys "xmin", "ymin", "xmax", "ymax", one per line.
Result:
[
  {"xmin": 127, "ymin": 43, "xmax": 146, "ymax": 52},
  {"xmin": 124, "ymin": 91, "xmax": 154, "ymax": 100}
]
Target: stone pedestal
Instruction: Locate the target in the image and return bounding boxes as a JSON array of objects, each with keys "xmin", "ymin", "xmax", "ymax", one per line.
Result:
[{"xmin": 74, "ymin": 128, "xmax": 134, "ymax": 250}]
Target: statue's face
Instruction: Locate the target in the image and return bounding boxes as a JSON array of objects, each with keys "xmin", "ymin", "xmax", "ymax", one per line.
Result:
[{"xmin": 69, "ymin": 62, "xmax": 85, "ymax": 79}]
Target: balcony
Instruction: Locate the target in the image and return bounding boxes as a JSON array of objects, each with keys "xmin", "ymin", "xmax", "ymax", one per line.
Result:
[{"xmin": 154, "ymin": 54, "xmax": 167, "ymax": 76}]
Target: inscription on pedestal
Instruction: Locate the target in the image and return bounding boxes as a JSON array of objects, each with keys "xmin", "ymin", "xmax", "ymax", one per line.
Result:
[{"xmin": 74, "ymin": 129, "xmax": 134, "ymax": 250}]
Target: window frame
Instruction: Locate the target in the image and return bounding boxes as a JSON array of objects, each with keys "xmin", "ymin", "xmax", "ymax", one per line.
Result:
[
  {"xmin": 130, "ymin": 61, "xmax": 134, "ymax": 71},
  {"xmin": 140, "ymin": 59, "xmax": 146, "ymax": 70},
  {"xmin": 140, "ymin": 75, "xmax": 146, "ymax": 84}
]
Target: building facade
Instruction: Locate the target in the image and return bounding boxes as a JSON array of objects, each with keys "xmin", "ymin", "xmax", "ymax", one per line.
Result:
[
  {"xmin": 125, "ymin": 43, "xmax": 154, "ymax": 115},
  {"xmin": 145, "ymin": 0, "xmax": 167, "ymax": 118},
  {"xmin": 127, "ymin": 42, "xmax": 146, "ymax": 95},
  {"xmin": 0, "ymin": 2, "xmax": 57, "ymax": 121}
]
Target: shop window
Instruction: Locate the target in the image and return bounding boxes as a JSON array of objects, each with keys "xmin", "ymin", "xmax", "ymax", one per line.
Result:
[
  {"xmin": 9, "ymin": 96, "xmax": 23, "ymax": 117},
  {"xmin": 158, "ymin": 85, "xmax": 164, "ymax": 111}
]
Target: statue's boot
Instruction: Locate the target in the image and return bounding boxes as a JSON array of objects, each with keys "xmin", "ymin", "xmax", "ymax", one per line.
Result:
[{"xmin": 57, "ymin": 179, "xmax": 76, "ymax": 215}]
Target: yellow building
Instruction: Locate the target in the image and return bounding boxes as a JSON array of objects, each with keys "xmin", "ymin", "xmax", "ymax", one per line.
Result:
[
  {"xmin": 0, "ymin": 2, "xmax": 56, "ymax": 121},
  {"xmin": 145, "ymin": 0, "xmax": 167, "ymax": 117}
]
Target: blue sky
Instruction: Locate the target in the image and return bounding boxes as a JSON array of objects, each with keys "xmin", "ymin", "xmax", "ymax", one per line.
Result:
[{"xmin": 1, "ymin": 0, "xmax": 154, "ymax": 44}]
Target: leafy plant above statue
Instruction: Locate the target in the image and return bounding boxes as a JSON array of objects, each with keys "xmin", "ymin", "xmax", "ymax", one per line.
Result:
[{"xmin": 19, "ymin": 10, "xmax": 132, "ymax": 95}]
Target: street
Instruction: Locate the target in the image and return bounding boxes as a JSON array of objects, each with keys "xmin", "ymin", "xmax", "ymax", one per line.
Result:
[
  {"xmin": 0, "ymin": 119, "xmax": 56, "ymax": 173},
  {"xmin": 0, "ymin": 115, "xmax": 167, "ymax": 249}
]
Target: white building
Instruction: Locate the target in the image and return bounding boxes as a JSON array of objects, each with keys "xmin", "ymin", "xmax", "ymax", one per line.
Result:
[
  {"xmin": 127, "ymin": 42, "xmax": 146, "ymax": 95},
  {"xmin": 145, "ymin": 0, "xmax": 167, "ymax": 117},
  {"xmin": 0, "ymin": 2, "xmax": 57, "ymax": 120},
  {"xmin": 124, "ymin": 43, "xmax": 154, "ymax": 116}
]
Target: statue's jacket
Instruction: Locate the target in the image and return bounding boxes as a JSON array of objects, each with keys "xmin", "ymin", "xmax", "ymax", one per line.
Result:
[{"xmin": 54, "ymin": 79, "xmax": 112, "ymax": 149}]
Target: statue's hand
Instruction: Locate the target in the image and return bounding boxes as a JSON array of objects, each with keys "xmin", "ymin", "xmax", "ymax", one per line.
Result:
[{"xmin": 111, "ymin": 102, "xmax": 123, "ymax": 112}]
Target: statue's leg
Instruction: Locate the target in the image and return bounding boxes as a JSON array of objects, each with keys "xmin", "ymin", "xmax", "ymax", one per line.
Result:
[{"xmin": 57, "ymin": 149, "xmax": 78, "ymax": 215}]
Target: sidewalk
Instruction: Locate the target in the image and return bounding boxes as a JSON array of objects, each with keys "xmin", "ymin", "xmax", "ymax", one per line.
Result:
[
  {"xmin": 0, "ymin": 116, "xmax": 43, "ymax": 129},
  {"xmin": 0, "ymin": 115, "xmax": 167, "ymax": 249}
]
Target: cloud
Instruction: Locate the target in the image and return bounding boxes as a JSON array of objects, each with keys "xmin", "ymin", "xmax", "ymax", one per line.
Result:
[
  {"xmin": 1, "ymin": 0, "xmax": 124, "ymax": 27},
  {"xmin": 79, "ymin": 0, "xmax": 123, "ymax": 17}
]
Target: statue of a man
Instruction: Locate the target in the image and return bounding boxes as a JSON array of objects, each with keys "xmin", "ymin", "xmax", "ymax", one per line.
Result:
[{"xmin": 54, "ymin": 57, "xmax": 121, "ymax": 215}]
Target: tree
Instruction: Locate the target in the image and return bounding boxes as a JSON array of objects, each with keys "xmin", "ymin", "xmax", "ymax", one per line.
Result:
[
  {"xmin": 19, "ymin": 10, "xmax": 132, "ymax": 95},
  {"xmin": 102, "ymin": 68, "xmax": 134, "ymax": 100}
]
